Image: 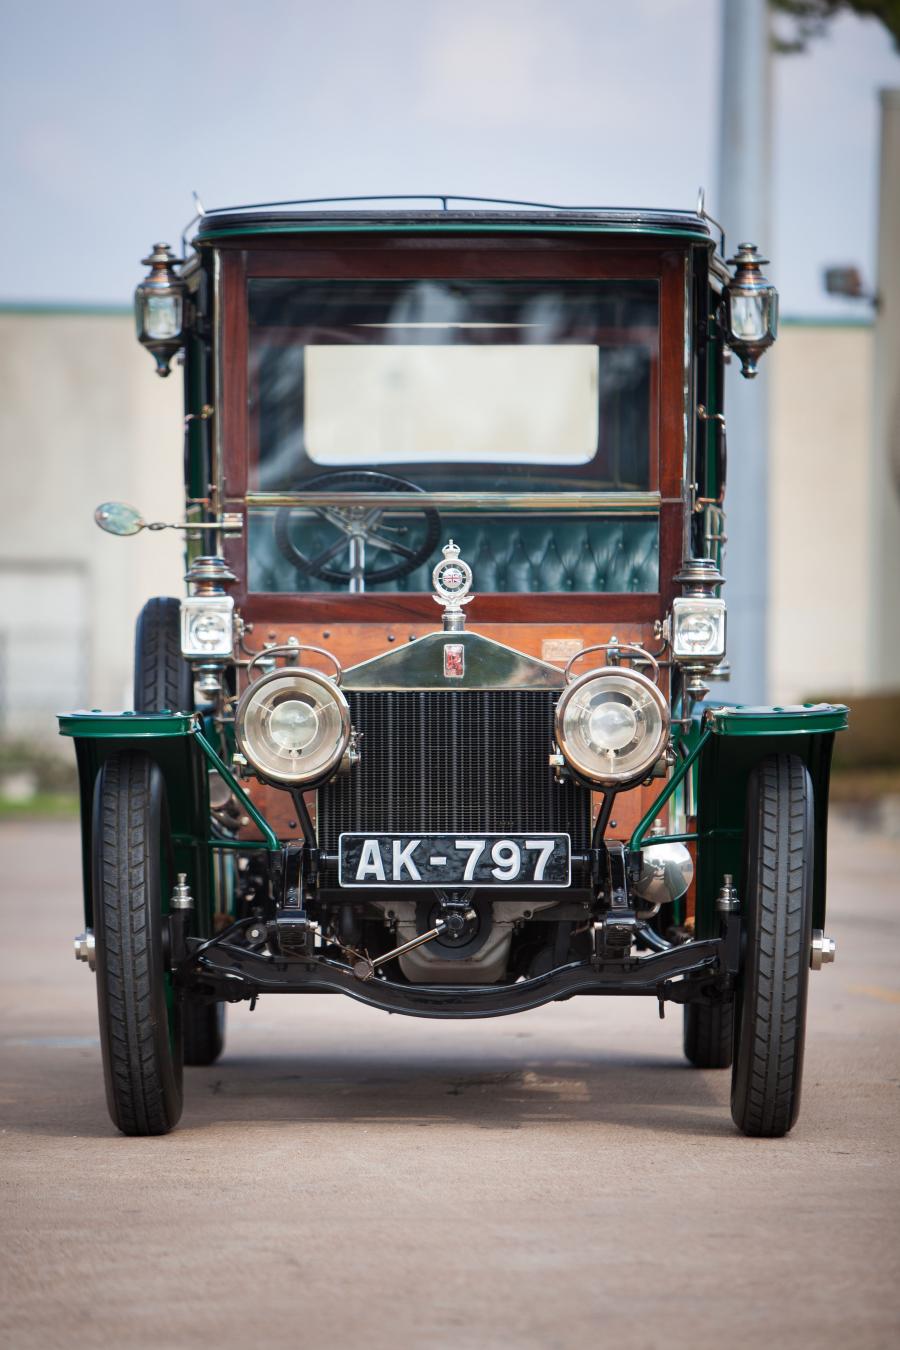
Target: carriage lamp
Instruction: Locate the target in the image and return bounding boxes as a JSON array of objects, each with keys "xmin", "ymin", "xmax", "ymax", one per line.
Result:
[
  {"xmin": 180, "ymin": 556, "xmax": 236, "ymax": 660},
  {"xmin": 671, "ymin": 597, "xmax": 726, "ymax": 662},
  {"xmin": 235, "ymin": 668, "xmax": 351, "ymax": 786},
  {"xmin": 723, "ymin": 243, "xmax": 778, "ymax": 378},
  {"xmin": 134, "ymin": 242, "xmax": 187, "ymax": 376},
  {"xmin": 669, "ymin": 558, "xmax": 726, "ymax": 699},
  {"xmin": 554, "ymin": 666, "xmax": 670, "ymax": 787}
]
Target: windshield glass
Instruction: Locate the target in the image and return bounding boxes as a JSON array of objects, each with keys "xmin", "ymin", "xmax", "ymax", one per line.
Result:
[{"xmin": 248, "ymin": 279, "xmax": 659, "ymax": 493}]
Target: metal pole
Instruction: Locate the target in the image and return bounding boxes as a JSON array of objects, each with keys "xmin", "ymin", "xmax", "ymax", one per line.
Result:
[
  {"xmin": 869, "ymin": 90, "xmax": 900, "ymax": 684},
  {"xmin": 716, "ymin": 0, "xmax": 771, "ymax": 703}
]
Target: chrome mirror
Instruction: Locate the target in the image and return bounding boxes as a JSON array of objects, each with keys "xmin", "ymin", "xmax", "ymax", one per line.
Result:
[
  {"xmin": 94, "ymin": 502, "xmax": 243, "ymax": 537},
  {"xmin": 94, "ymin": 501, "xmax": 145, "ymax": 535}
]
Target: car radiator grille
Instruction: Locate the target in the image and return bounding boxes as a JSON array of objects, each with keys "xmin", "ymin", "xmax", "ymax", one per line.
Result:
[{"xmin": 317, "ymin": 689, "xmax": 592, "ymax": 865}]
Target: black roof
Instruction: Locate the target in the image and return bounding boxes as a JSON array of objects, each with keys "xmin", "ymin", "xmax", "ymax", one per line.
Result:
[{"xmin": 192, "ymin": 196, "xmax": 710, "ymax": 244}]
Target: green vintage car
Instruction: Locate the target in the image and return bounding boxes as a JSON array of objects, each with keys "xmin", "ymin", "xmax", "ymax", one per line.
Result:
[{"xmin": 63, "ymin": 195, "xmax": 845, "ymax": 1137}]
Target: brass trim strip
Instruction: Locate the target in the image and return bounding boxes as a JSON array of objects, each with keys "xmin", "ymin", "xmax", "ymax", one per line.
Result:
[{"xmin": 242, "ymin": 490, "xmax": 662, "ymax": 513}]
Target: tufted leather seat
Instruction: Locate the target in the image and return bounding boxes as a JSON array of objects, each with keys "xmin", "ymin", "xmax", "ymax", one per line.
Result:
[{"xmin": 250, "ymin": 513, "xmax": 658, "ymax": 595}]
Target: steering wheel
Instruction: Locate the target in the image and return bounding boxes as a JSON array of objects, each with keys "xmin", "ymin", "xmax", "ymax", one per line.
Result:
[{"xmin": 274, "ymin": 471, "xmax": 442, "ymax": 588}]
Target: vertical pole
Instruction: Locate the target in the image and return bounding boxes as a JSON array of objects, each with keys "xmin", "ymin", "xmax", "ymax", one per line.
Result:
[
  {"xmin": 716, "ymin": 0, "xmax": 771, "ymax": 704},
  {"xmin": 869, "ymin": 90, "xmax": 900, "ymax": 685}
]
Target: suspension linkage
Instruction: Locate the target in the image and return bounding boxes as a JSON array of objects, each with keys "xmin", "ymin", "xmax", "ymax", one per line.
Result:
[{"xmin": 352, "ymin": 911, "xmax": 476, "ymax": 982}]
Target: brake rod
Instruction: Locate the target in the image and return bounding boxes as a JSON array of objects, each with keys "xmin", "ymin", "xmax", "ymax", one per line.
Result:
[{"xmin": 352, "ymin": 920, "xmax": 450, "ymax": 982}]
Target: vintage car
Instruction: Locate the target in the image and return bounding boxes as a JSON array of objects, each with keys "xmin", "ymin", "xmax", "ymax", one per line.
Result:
[{"xmin": 61, "ymin": 195, "xmax": 846, "ymax": 1138}]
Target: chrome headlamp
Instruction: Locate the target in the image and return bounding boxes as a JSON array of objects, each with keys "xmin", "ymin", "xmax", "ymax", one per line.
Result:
[
  {"xmin": 235, "ymin": 667, "xmax": 351, "ymax": 786},
  {"xmin": 554, "ymin": 666, "xmax": 669, "ymax": 787}
]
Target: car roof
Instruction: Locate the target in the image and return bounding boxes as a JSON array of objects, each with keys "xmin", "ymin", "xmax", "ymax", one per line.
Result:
[{"xmin": 192, "ymin": 196, "xmax": 712, "ymax": 245}]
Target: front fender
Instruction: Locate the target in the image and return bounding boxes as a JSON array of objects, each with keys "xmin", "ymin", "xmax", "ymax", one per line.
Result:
[
  {"xmin": 693, "ymin": 703, "xmax": 848, "ymax": 937},
  {"xmin": 58, "ymin": 711, "xmax": 213, "ymax": 932}
]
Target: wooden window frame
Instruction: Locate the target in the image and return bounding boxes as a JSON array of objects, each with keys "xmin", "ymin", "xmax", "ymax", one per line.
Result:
[{"xmin": 217, "ymin": 235, "xmax": 686, "ymax": 624}]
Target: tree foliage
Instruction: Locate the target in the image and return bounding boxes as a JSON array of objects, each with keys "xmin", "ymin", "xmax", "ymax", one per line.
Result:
[{"xmin": 771, "ymin": 1, "xmax": 900, "ymax": 53}]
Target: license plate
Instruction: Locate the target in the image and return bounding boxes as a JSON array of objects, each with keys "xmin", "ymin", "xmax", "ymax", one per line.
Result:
[{"xmin": 338, "ymin": 833, "xmax": 571, "ymax": 888}]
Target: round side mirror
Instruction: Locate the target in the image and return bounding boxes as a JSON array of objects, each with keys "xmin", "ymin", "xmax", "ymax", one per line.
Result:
[{"xmin": 94, "ymin": 501, "xmax": 145, "ymax": 536}]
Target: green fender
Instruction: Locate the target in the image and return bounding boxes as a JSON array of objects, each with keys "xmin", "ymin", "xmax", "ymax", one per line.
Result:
[
  {"xmin": 58, "ymin": 711, "xmax": 279, "ymax": 932},
  {"xmin": 692, "ymin": 704, "xmax": 847, "ymax": 937}
]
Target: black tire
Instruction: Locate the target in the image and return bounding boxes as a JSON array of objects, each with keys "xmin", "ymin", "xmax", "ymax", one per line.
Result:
[
  {"xmin": 133, "ymin": 597, "xmax": 226, "ymax": 1065},
  {"xmin": 93, "ymin": 752, "xmax": 183, "ymax": 1135},
  {"xmin": 683, "ymin": 997, "xmax": 734, "ymax": 1068},
  {"xmin": 183, "ymin": 1001, "xmax": 225, "ymax": 1066},
  {"xmin": 731, "ymin": 754, "xmax": 814, "ymax": 1138},
  {"xmin": 133, "ymin": 596, "xmax": 192, "ymax": 713}
]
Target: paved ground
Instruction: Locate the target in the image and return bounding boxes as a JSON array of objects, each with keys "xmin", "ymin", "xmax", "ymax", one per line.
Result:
[{"xmin": 2, "ymin": 816, "xmax": 899, "ymax": 1350}]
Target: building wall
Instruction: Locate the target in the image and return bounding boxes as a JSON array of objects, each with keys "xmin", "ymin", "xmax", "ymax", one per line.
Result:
[
  {"xmin": 0, "ymin": 309, "xmax": 183, "ymax": 739},
  {"xmin": 768, "ymin": 321, "xmax": 874, "ymax": 703},
  {"xmin": 0, "ymin": 308, "xmax": 880, "ymax": 743}
]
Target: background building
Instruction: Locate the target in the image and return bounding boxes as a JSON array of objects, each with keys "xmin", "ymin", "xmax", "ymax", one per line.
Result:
[
  {"xmin": 0, "ymin": 303, "xmax": 882, "ymax": 743},
  {"xmin": 0, "ymin": 307, "xmax": 183, "ymax": 739}
]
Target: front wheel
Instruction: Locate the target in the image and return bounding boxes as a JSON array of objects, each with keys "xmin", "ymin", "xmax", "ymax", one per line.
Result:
[
  {"xmin": 184, "ymin": 1001, "xmax": 225, "ymax": 1066},
  {"xmin": 133, "ymin": 596, "xmax": 225, "ymax": 1066},
  {"xmin": 731, "ymin": 754, "xmax": 814, "ymax": 1138},
  {"xmin": 683, "ymin": 997, "xmax": 734, "ymax": 1069},
  {"xmin": 93, "ymin": 752, "xmax": 183, "ymax": 1135}
]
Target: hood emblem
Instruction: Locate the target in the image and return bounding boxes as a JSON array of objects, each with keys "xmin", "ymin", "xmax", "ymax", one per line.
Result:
[
  {"xmin": 443, "ymin": 643, "xmax": 465, "ymax": 678},
  {"xmin": 432, "ymin": 539, "xmax": 474, "ymax": 632}
]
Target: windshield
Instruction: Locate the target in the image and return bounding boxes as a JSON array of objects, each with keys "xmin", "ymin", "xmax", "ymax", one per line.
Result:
[
  {"xmin": 245, "ymin": 277, "xmax": 661, "ymax": 595},
  {"xmin": 248, "ymin": 279, "xmax": 659, "ymax": 493}
]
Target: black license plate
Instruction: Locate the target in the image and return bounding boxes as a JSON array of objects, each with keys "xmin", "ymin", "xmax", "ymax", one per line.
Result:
[{"xmin": 338, "ymin": 833, "xmax": 571, "ymax": 888}]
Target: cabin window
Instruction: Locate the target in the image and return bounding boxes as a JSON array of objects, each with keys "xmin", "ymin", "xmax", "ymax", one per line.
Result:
[{"xmin": 247, "ymin": 279, "xmax": 659, "ymax": 494}]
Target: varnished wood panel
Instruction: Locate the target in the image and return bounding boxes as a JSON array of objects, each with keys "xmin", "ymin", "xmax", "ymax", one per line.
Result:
[
  {"xmin": 240, "ymin": 592, "xmax": 665, "ymax": 625},
  {"xmin": 236, "ymin": 620, "xmax": 664, "ymax": 685}
]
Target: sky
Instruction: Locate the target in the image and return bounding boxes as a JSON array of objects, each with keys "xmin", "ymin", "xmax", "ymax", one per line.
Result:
[{"xmin": 1, "ymin": 0, "xmax": 898, "ymax": 315}]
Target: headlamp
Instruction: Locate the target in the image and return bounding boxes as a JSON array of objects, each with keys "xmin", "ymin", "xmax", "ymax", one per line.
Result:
[
  {"xmin": 671, "ymin": 596, "xmax": 726, "ymax": 661},
  {"xmin": 554, "ymin": 666, "xmax": 669, "ymax": 787},
  {"xmin": 235, "ymin": 667, "xmax": 351, "ymax": 786},
  {"xmin": 180, "ymin": 596, "xmax": 234, "ymax": 659}
]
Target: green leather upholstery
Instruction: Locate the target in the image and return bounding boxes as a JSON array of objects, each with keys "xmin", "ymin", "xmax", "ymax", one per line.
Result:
[{"xmin": 249, "ymin": 513, "xmax": 659, "ymax": 594}]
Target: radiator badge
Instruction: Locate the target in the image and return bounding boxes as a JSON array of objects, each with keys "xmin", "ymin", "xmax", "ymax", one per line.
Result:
[
  {"xmin": 443, "ymin": 643, "xmax": 465, "ymax": 679},
  {"xmin": 433, "ymin": 539, "xmax": 474, "ymax": 632}
]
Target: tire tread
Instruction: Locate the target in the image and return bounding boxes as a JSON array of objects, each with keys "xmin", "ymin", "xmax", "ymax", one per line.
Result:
[
  {"xmin": 133, "ymin": 597, "xmax": 191, "ymax": 713},
  {"xmin": 731, "ymin": 755, "xmax": 813, "ymax": 1137},
  {"xmin": 95, "ymin": 753, "xmax": 181, "ymax": 1135}
]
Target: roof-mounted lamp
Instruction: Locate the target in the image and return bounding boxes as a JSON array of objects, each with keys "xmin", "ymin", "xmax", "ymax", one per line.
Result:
[
  {"xmin": 723, "ymin": 243, "xmax": 778, "ymax": 379},
  {"xmin": 134, "ymin": 243, "xmax": 187, "ymax": 377}
]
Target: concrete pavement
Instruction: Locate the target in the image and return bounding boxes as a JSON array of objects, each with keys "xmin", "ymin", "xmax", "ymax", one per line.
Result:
[{"xmin": 1, "ymin": 815, "xmax": 899, "ymax": 1350}]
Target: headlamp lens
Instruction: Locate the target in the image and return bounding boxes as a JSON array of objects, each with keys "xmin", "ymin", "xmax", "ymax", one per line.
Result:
[
  {"xmin": 268, "ymin": 697, "xmax": 320, "ymax": 752},
  {"xmin": 587, "ymin": 698, "xmax": 638, "ymax": 752}
]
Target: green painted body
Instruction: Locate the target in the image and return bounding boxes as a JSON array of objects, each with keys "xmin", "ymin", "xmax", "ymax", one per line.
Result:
[{"xmin": 196, "ymin": 221, "xmax": 711, "ymax": 244}]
